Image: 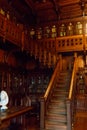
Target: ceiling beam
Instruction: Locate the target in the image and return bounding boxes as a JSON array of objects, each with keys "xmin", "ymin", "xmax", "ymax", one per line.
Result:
[
  {"xmin": 25, "ymin": 0, "xmax": 36, "ymax": 15},
  {"xmin": 50, "ymin": 0, "xmax": 60, "ymax": 19},
  {"xmin": 59, "ymin": 0, "xmax": 80, "ymax": 6}
]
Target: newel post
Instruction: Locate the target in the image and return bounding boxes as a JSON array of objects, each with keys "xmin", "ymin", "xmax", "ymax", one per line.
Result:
[
  {"xmin": 40, "ymin": 97, "xmax": 45, "ymax": 129},
  {"xmin": 3, "ymin": 17, "xmax": 7, "ymax": 43},
  {"xmin": 22, "ymin": 31, "xmax": 24, "ymax": 51},
  {"xmin": 66, "ymin": 99, "xmax": 72, "ymax": 130}
]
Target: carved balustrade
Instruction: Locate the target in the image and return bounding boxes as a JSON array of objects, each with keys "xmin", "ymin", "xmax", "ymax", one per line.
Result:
[
  {"xmin": 6, "ymin": 19, "xmax": 22, "ymax": 46},
  {"xmin": 0, "ymin": 13, "xmax": 23, "ymax": 47},
  {"xmin": 56, "ymin": 35, "xmax": 83, "ymax": 52},
  {"xmin": 85, "ymin": 35, "xmax": 87, "ymax": 50},
  {"xmin": 66, "ymin": 56, "xmax": 78, "ymax": 130},
  {"xmin": 40, "ymin": 61, "xmax": 61, "ymax": 129},
  {"xmin": 1, "ymin": 13, "xmax": 87, "ymax": 68},
  {"xmin": 0, "ymin": 14, "xmax": 6, "ymax": 38},
  {"xmin": 22, "ymin": 32, "xmax": 30, "ymax": 51}
]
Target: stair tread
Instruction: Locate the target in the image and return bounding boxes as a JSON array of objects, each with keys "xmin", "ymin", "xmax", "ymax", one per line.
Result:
[
  {"xmin": 46, "ymin": 113, "xmax": 66, "ymax": 117},
  {"xmin": 51, "ymin": 98, "xmax": 66, "ymax": 102},
  {"xmin": 46, "ymin": 114, "xmax": 67, "ymax": 122},
  {"xmin": 46, "ymin": 116, "xmax": 67, "ymax": 124},
  {"xmin": 46, "ymin": 121, "xmax": 67, "ymax": 126},
  {"xmin": 48, "ymin": 109, "xmax": 66, "ymax": 113},
  {"xmin": 52, "ymin": 96, "xmax": 67, "ymax": 100},
  {"xmin": 45, "ymin": 122, "xmax": 67, "ymax": 130},
  {"xmin": 53, "ymin": 90, "xmax": 68, "ymax": 93},
  {"xmin": 50, "ymin": 100, "xmax": 66, "ymax": 103},
  {"xmin": 48, "ymin": 104, "xmax": 66, "ymax": 108},
  {"xmin": 52, "ymin": 94, "xmax": 68, "ymax": 97}
]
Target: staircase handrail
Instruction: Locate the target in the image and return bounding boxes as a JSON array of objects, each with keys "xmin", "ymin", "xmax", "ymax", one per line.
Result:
[
  {"xmin": 68, "ymin": 59, "xmax": 77, "ymax": 100},
  {"xmin": 67, "ymin": 58, "xmax": 77, "ymax": 130},
  {"xmin": 40, "ymin": 60, "xmax": 61, "ymax": 129},
  {"xmin": 44, "ymin": 61, "xmax": 60, "ymax": 100}
]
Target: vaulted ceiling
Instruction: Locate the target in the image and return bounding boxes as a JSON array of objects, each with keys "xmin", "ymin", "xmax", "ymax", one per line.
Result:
[{"xmin": 0, "ymin": 0, "xmax": 87, "ymax": 26}]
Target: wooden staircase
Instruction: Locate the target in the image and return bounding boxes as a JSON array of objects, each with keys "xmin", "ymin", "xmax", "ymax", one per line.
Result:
[{"xmin": 45, "ymin": 71, "xmax": 72, "ymax": 130}]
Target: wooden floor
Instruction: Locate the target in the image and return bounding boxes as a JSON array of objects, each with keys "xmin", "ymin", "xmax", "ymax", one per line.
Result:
[
  {"xmin": 26, "ymin": 113, "xmax": 87, "ymax": 130},
  {"xmin": 73, "ymin": 111, "xmax": 87, "ymax": 130},
  {"xmin": 24, "ymin": 116, "xmax": 40, "ymax": 130},
  {"xmin": 1, "ymin": 113, "xmax": 87, "ymax": 130},
  {"xmin": 9, "ymin": 116, "xmax": 40, "ymax": 130},
  {"xmin": 10, "ymin": 116, "xmax": 87, "ymax": 130},
  {"xmin": 0, "ymin": 116, "xmax": 40, "ymax": 130}
]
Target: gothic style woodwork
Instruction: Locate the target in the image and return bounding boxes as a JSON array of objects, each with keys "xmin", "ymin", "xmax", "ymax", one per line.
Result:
[
  {"xmin": 0, "ymin": 0, "xmax": 87, "ymax": 25},
  {"xmin": 0, "ymin": 1, "xmax": 87, "ymax": 130}
]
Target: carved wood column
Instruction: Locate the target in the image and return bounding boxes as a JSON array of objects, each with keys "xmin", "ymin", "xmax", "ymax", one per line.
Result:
[
  {"xmin": 3, "ymin": 17, "xmax": 7, "ymax": 43},
  {"xmin": 40, "ymin": 97, "xmax": 45, "ymax": 129},
  {"xmin": 66, "ymin": 99, "xmax": 72, "ymax": 130},
  {"xmin": 22, "ymin": 32, "xmax": 24, "ymax": 51}
]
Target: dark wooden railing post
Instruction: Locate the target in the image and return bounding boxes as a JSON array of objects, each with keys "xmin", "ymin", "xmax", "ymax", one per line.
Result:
[
  {"xmin": 66, "ymin": 99, "xmax": 72, "ymax": 130},
  {"xmin": 40, "ymin": 97, "xmax": 45, "ymax": 129},
  {"xmin": 22, "ymin": 31, "xmax": 25, "ymax": 51},
  {"xmin": 3, "ymin": 17, "xmax": 7, "ymax": 43},
  {"xmin": 0, "ymin": 118, "xmax": 1, "ymax": 125}
]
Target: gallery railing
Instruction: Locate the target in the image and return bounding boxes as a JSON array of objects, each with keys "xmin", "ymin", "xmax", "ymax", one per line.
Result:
[
  {"xmin": 66, "ymin": 57, "xmax": 78, "ymax": 130},
  {"xmin": 0, "ymin": 13, "xmax": 87, "ymax": 68},
  {"xmin": 40, "ymin": 60, "xmax": 61, "ymax": 129}
]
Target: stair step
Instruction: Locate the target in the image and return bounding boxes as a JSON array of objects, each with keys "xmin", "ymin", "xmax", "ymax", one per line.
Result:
[
  {"xmin": 57, "ymin": 79, "xmax": 69, "ymax": 82},
  {"xmin": 56, "ymin": 81, "xmax": 66, "ymax": 85},
  {"xmin": 56, "ymin": 82, "xmax": 70, "ymax": 87},
  {"xmin": 51, "ymin": 98, "xmax": 66, "ymax": 102},
  {"xmin": 55, "ymin": 88, "xmax": 69, "ymax": 93},
  {"xmin": 53, "ymin": 92, "xmax": 68, "ymax": 96},
  {"xmin": 50, "ymin": 99, "xmax": 66, "ymax": 103},
  {"xmin": 45, "ymin": 122, "xmax": 67, "ymax": 130},
  {"xmin": 54, "ymin": 88, "xmax": 68, "ymax": 92},
  {"xmin": 59, "ymin": 72, "xmax": 68, "ymax": 76},
  {"xmin": 53, "ymin": 90, "xmax": 67, "ymax": 93},
  {"xmin": 47, "ymin": 107, "xmax": 66, "ymax": 115},
  {"xmin": 49, "ymin": 100, "xmax": 66, "ymax": 108},
  {"xmin": 52, "ymin": 94, "xmax": 67, "ymax": 98},
  {"xmin": 52, "ymin": 95, "xmax": 67, "ymax": 100},
  {"xmin": 55, "ymin": 84, "xmax": 67, "ymax": 88},
  {"xmin": 46, "ymin": 120, "xmax": 67, "ymax": 126},
  {"xmin": 46, "ymin": 114, "xmax": 67, "ymax": 123}
]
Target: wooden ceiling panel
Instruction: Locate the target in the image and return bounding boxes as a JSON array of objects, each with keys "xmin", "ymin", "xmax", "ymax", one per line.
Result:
[
  {"xmin": 58, "ymin": 0, "xmax": 80, "ymax": 6},
  {"xmin": 37, "ymin": 9, "xmax": 58, "ymax": 22},
  {"xmin": 60, "ymin": 4, "xmax": 81, "ymax": 14},
  {"xmin": 60, "ymin": 10, "xmax": 82, "ymax": 20},
  {"xmin": 0, "ymin": 0, "xmax": 86, "ymax": 25},
  {"xmin": 35, "ymin": 1, "xmax": 54, "ymax": 10}
]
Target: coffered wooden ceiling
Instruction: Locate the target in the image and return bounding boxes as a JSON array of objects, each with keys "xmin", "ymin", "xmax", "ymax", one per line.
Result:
[{"xmin": 0, "ymin": 0, "xmax": 87, "ymax": 26}]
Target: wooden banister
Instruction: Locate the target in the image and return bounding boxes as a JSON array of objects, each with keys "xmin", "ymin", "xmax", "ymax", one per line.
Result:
[
  {"xmin": 0, "ymin": 13, "xmax": 87, "ymax": 54},
  {"xmin": 44, "ymin": 63, "xmax": 59, "ymax": 100},
  {"xmin": 68, "ymin": 60, "xmax": 77, "ymax": 99},
  {"xmin": 66, "ymin": 57, "xmax": 78, "ymax": 130},
  {"xmin": 40, "ymin": 60, "xmax": 61, "ymax": 129}
]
